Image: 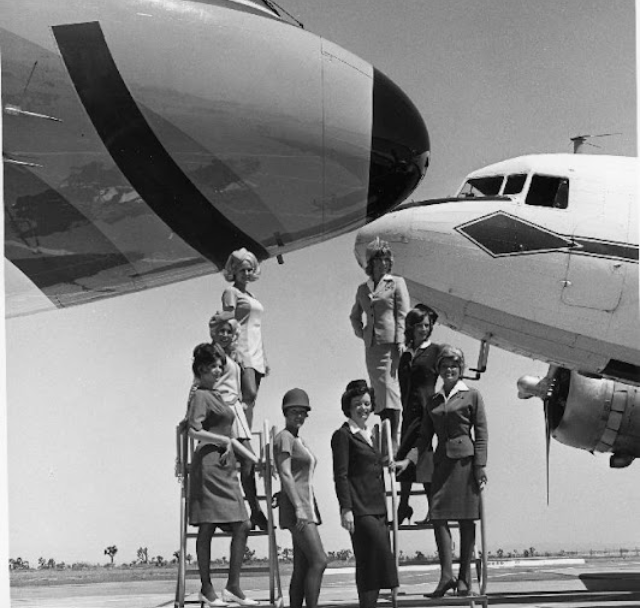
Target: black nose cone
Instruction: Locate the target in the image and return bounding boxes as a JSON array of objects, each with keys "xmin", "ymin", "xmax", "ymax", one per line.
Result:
[{"xmin": 367, "ymin": 68, "xmax": 430, "ymax": 219}]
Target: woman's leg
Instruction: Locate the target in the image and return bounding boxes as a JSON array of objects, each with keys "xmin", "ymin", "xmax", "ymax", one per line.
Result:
[
  {"xmin": 457, "ymin": 520, "xmax": 476, "ymax": 593},
  {"xmin": 240, "ymin": 368, "xmax": 258, "ymax": 428},
  {"xmin": 225, "ymin": 520, "xmax": 252, "ymax": 597},
  {"xmin": 196, "ymin": 523, "xmax": 218, "ymax": 598},
  {"xmin": 397, "ymin": 481, "xmax": 413, "ymax": 523},
  {"xmin": 288, "ymin": 536, "xmax": 308, "ymax": 608},
  {"xmin": 358, "ymin": 589, "xmax": 379, "ymax": 608},
  {"xmin": 238, "ymin": 449, "xmax": 267, "ymax": 530},
  {"xmin": 290, "ymin": 524, "xmax": 327, "ymax": 608},
  {"xmin": 433, "ymin": 520, "xmax": 454, "ymax": 585},
  {"xmin": 423, "ymin": 482, "xmax": 432, "ymax": 514}
]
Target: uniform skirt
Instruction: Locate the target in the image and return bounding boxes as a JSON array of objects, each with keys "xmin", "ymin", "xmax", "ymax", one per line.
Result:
[
  {"xmin": 351, "ymin": 515, "xmax": 398, "ymax": 592},
  {"xmin": 429, "ymin": 455, "xmax": 480, "ymax": 520},
  {"xmin": 365, "ymin": 343, "xmax": 401, "ymax": 414},
  {"xmin": 189, "ymin": 445, "xmax": 248, "ymax": 525}
]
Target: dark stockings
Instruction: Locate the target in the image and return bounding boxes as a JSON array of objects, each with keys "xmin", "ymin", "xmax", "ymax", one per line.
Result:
[
  {"xmin": 398, "ymin": 481, "xmax": 431, "ymax": 520},
  {"xmin": 239, "ymin": 451, "xmax": 263, "ymax": 518},
  {"xmin": 432, "ymin": 520, "xmax": 476, "ymax": 590},
  {"xmin": 289, "ymin": 524, "xmax": 327, "ymax": 608},
  {"xmin": 358, "ymin": 589, "xmax": 380, "ymax": 608},
  {"xmin": 458, "ymin": 520, "xmax": 476, "ymax": 589}
]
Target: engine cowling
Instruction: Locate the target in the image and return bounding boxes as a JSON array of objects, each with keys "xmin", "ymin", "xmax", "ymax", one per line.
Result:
[{"xmin": 518, "ymin": 367, "xmax": 639, "ymax": 467}]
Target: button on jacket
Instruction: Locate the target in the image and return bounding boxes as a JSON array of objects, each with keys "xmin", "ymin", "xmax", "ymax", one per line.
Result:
[
  {"xmin": 416, "ymin": 381, "xmax": 488, "ymax": 466},
  {"xmin": 350, "ymin": 275, "xmax": 410, "ymax": 347}
]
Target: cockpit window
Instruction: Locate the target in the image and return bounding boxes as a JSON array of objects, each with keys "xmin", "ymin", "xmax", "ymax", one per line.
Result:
[
  {"xmin": 504, "ymin": 174, "xmax": 527, "ymax": 195},
  {"xmin": 458, "ymin": 176, "xmax": 503, "ymax": 198},
  {"xmin": 525, "ymin": 175, "xmax": 569, "ymax": 209}
]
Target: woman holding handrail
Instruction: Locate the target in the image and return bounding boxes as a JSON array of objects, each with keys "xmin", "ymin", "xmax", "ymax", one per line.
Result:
[
  {"xmin": 331, "ymin": 379, "xmax": 398, "ymax": 608},
  {"xmin": 395, "ymin": 304, "xmax": 441, "ymax": 524},
  {"xmin": 188, "ymin": 343, "xmax": 259, "ymax": 607},
  {"xmin": 396, "ymin": 346, "xmax": 488, "ymax": 597}
]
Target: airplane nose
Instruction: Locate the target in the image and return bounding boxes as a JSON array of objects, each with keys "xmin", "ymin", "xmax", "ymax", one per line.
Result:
[
  {"xmin": 367, "ymin": 68, "xmax": 430, "ymax": 219},
  {"xmin": 354, "ymin": 209, "xmax": 412, "ymax": 268}
]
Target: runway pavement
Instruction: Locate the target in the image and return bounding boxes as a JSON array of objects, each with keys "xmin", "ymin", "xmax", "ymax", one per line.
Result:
[{"xmin": 10, "ymin": 559, "xmax": 640, "ymax": 608}]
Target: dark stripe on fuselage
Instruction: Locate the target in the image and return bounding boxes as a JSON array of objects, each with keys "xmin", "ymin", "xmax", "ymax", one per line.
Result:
[
  {"xmin": 454, "ymin": 210, "xmax": 638, "ymax": 262},
  {"xmin": 52, "ymin": 21, "xmax": 268, "ymax": 268},
  {"xmin": 572, "ymin": 237, "xmax": 639, "ymax": 262}
]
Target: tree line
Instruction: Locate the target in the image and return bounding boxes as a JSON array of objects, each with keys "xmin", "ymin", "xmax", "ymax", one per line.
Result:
[{"xmin": 9, "ymin": 545, "xmax": 639, "ymax": 571}]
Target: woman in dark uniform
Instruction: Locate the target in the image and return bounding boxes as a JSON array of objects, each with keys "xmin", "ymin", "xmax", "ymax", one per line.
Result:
[
  {"xmin": 188, "ymin": 343, "xmax": 259, "ymax": 607},
  {"xmin": 331, "ymin": 380, "xmax": 398, "ymax": 608},
  {"xmin": 274, "ymin": 388, "xmax": 327, "ymax": 608},
  {"xmin": 396, "ymin": 304, "xmax": 441, "ymax": 524},
  {"xmin": 396, "ymin": 346, "xmax": 488, "ymax": 597}
]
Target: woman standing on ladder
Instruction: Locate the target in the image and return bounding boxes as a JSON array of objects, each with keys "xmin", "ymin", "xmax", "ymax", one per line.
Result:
[
  {"xmin": 208, "ymin": 310, "xmax": 268, "ymax": 531},
  {"xmin": 396, "ymin": 346, "xmax": 488, "ymax": 597},
  {"xmin": 188, "ymin": 343, "xmax": 259, "ymax": 607},
  {"xmin": 349, "ymin": 238, "xmax": 409, "ymax": 451},
  {"xmin": 395, "ymin": 304, "xmax": 441, "ymax": 524},
  {"xmin": 222, "ymin": 248, "xmax": 268, "ymax": 429}
]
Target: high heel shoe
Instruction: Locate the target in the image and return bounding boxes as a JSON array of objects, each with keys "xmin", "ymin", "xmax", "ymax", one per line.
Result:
[
  {"xmin": 221, "ymin": 589, "xmax": 259, "ymax": 606},
  {"xmin": 397, "ymin": 504, "xmax": 414, "ymax": 524},
  {"xmin": 250, "ymin": 509, "xmax": 269, "ymax": 531},
  {"xmin": 424, "ymin": 578, "xmax": 457, "ymax": 598},
  {"xmin": 199, "ymin": 592, "xmax": 228, "ymax": 607},
  {"xmin": 456, "ymin": 579, "xmax": 471, "ymax": 596}
]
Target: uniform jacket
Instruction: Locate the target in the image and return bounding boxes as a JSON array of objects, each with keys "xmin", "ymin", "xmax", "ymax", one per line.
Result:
[
  {"xmin": 331, "ymin": 422, "xmax": 387, "ymax": 516},
  {"xmin": 349, "ymin": 275, "xmax": 410, "ymax": 347},
  {"xmin": 416, "ymin": 381, "xmax": 488, "ymax": 466}
]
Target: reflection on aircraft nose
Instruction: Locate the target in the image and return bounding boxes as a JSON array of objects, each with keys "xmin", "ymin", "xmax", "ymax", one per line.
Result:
[{"xmin": 367, "ymin": 68, "xmax": 430, "ymax": 219}]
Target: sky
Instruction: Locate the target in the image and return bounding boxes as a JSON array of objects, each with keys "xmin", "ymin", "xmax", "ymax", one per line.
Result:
[{"xmin": 1, "ymin": 0, "xmax": 639, "ymax": 589}]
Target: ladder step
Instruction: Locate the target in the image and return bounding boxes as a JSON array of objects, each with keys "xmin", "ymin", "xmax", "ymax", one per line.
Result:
[{"xmin": 186, "ymin": 529, "xmax": 273, "ymax": 539}]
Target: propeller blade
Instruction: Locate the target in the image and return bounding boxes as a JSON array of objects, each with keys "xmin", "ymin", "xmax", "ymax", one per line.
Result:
[{"xmin": 544, "ymin": 398, "xmax": 551, "ymax": 505}]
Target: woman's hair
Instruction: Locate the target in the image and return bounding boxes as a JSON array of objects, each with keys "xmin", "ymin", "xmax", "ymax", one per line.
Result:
[
  {"xmin": 340, "ymin": 379, "xmax": 374, "ymax": 417},
  {"xmin": 404, "ymin": 304, "xmax": 439, "ymax": 346},
  {"xmin": 364, "ymin": 238, "xmax": 393, "ymax": 277},
  {"xmin": 192, "ymin": 342, "xmax": 227, "ymax": 377},
  {"xmin": 223, "ymin": 248, "xmax": 261, "ymax": 282},
  {"xmin": 209, "ymin": 310, "xmax": 239, "ymax": 336},
  {"xmin": 436, "ymin": 345, "xmax": 466, "ymax": 374}
]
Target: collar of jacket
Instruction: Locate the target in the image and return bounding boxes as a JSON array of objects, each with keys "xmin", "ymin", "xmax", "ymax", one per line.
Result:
[
  {"xmin": 366, "ymin": 274, "xmax": 393, "ymax": 292},
  {"xmin": 347, "ymin": 418, "xmax": 374, "ymax": 446},
  {"xmin": 436, "ymin": 379, "xmax": 469, "ymax": 402}
]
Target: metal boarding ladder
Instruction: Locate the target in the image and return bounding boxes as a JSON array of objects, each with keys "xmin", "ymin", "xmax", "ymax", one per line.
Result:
[
  {"xmin": 381, "ymin": 420, "xmax": 488, "ymax": 608},
  {"xmin": 174, "ymin": 420, "xmax": 281, "ymax": 608}
]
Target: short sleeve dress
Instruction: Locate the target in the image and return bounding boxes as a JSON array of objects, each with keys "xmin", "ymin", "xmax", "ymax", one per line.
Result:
[
  {"xmin": 273, "ymin": 429, "xmax": 321, "ymax": 529},
  {"xmin": 222, "ymin": 286, "xmax": 266, "ymax": 374},
  {"xmin": 188, "ymin": 387, "xmax": 248, "ymax": 525}
]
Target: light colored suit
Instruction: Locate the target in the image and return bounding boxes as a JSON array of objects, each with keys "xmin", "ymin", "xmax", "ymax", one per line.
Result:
[
  {"xmin": 350, "ymin": 275, "xmax": 410, "ymax": 413},
  {"xmin": 349, "ymin": 275, "xmax": 410, "ymax": 347}
]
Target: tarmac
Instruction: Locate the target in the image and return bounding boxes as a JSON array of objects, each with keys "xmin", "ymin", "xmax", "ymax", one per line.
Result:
[{"xmin": 9, "ymin": 558, "xmax": 640, "ymax": 608}]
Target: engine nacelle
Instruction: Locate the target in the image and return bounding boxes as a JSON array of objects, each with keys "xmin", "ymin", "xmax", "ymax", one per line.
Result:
[{"xmin": 550, "ymin": 370, "xmax": 639, "ymax": 462}]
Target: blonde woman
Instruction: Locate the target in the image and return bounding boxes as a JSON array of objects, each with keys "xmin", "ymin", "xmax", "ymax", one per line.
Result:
[{"xmin": 222, "ymin": 248, "xmax": 268, "ymax": 427}]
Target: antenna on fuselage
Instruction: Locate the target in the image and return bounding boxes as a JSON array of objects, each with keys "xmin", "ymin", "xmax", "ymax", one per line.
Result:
[{"xmin": 570, "ymin": 133, "xmax": 622, "ymax": 153}]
